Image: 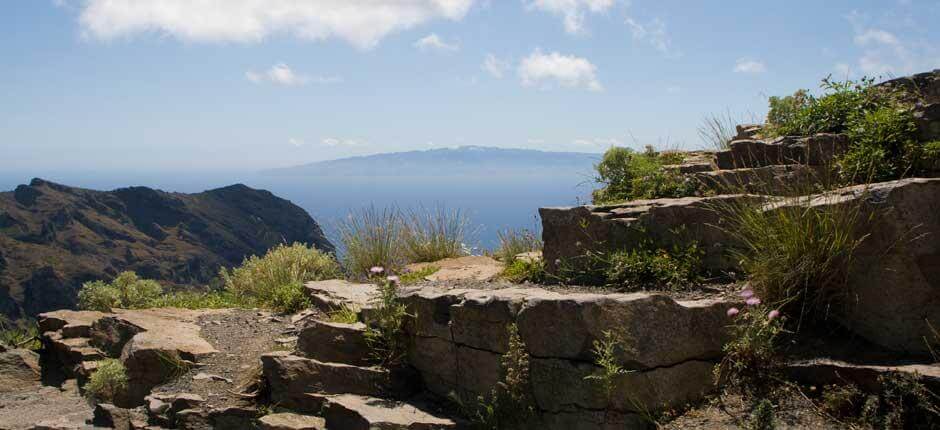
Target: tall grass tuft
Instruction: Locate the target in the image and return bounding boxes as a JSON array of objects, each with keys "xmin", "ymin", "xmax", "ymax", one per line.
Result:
[
  {"xmin": 715, "ymin": 191, "xmax": 870, "ymax": 325},
  {"xmin": 338, "ymin": 206, "xmax": 406, "ymax": 277},
  {"xmin": 85, "ymin": 359, "xmax": 128, "ymax": 403},
  {"xmin": 400, "ymin": 206, "xmax": 472, "ymax": 263},
  {"xmin": 494, "ymin": 228, "xmax": 542, "ymax": 263},
  {"xmin": 698, "ymin": 111, "xmax": 742, "ymax": 151},
  {"xmin": 0, "ymin": 320, "xmax": 40, "ymax": 351},
  {"xmin": 221, "ymin": 243, "xmax": 340, "ymax": 313}
]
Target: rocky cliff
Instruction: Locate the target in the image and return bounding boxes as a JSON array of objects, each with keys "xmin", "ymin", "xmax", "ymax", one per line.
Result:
[{"xmin": 0, "ymin": 178, "xmax": 334, "ymax": 320}]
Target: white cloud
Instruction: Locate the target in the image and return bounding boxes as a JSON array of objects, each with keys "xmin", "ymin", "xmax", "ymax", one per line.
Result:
[
  {"xmin": 518, "ymin": 49, "xmax": 602, "ymax": 92},
  {"xmin": 246, "ymin": 63, "xmax": 341, "ymax": 86},
  {"xmin": 288, "ymin": 137, "xmax": 306, "ymax": 147},
  {"xmin": 573, "ymin": 137, "xmax": 622, "ymax": 146},
  {"xmin": 322, "ymin": 138, "xmax": 362, "ymax": 147},
  {"xmin": 625, "ymin": 17, "xmax": 680, "ymax": 58},
  {"xmin": 840, "ymin": 10, "xmax": 940, "ymax": 77},
  {"xmin": 733, "ymin": 58, "xmax": 767, "ymax": 74},
  {"xmin": 854, "ymin": 29, "xmax": 900, "ymax": 46},
  {"xmin": 414, "ymin": 33, "xmax": 459, "ymax": 52},
  {"xmin": 75, "ymin": 0, "xmax": 475, "ymax": 49},
  {"xmin": 526, "ymin": 0, "xmax": 616, "ymax": 34},
  {"xmin": 482, "ymin": 54, "xmax": 511, "ymax": 78}
]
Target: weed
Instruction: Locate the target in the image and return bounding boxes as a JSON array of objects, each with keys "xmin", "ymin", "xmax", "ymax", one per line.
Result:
[
  {"xmin": 927, "ymin": 319, "xmax": 939, "ymax": 363},
  {"xmin": 715, "ymin": 291, "xmax": 785, "ymax": 398},
  {"xmin": 327, "ymin": 305, "xmax": 360, "ymax": 325},
  {"xmin": 468, "ymin": 324, "xmax": 536, "ymax": 430},
  {"xmin": 78, "ymin": 271, "xmax": 164, "ymax": 312},
  {"xmin": 400, "ymin": 206, "xmax": 472, "ymax": 263},
  {"xmin": 584, "ymin": 331, "xmax": 632, "ymax": 405},
  {"xmin": 363, "ymin": 270, "xmax": 410, "ymax": 367},
  {"xmin": 820, "ymin": 384, "xmax": 864, "ymax": 418},
  {"xmin": 602, "ymin": 241, "xmax": 703, "ymax": 290},
  {"xmin": 338, "ymin": 206, "xmax": 406, "ymax": 277},
  {"xmin": 147, "ymin": 290, "xmax": 247, "ymax": 310},
  {"xmin": 840, "ymin": 106, "xmax": 920, "ymax": 183},
  {"xmin": 493, "ymin": 228, "xmax": 542, "ymax": 263},
  {"xmin": 698, "ymin": 111, "xmax": 742, "ymax": 151},
  {"xmin": 0, "ymin": 320, "xmax": 40, "ymax": 351},
  {"xmin": 715, "ymin": 192, "xmax": 869, "ymax": 324},
  {"xmin": 221, "ymin": 243, "xmax": 339, "ymax": 313},
  {"xmin": 85, "ymin": 358, "xmax": 128, "ymax": 403},
  {"xmin": 398, "ymin": 265, "xmax": 439, "ymax": 285},
  {"xmin": 154, "ymin": 350, "xmax": 193, "ymax": 380},
  {"xmin": 861, "ymin": 373, "xmax": 940, "ymax": 429},
  {"xmin": 500, "ymin": 257, "xmax": 546, "ymax": 284},
  {"xmin": 748, "ymin": 398, "xmax": 777, "ymax": 430}
]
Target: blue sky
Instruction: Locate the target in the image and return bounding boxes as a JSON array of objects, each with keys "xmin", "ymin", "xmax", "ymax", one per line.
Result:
[{"xmin": 2, "ymin": 0, "xmax": 938, "ymax": 171}]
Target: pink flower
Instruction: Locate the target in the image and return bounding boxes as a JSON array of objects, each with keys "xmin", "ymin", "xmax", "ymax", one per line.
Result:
[
  {"xmin": 387, "ymin": 275, "xmax": 400, "ymax": 284},
  {"xmin": 739, "ymin": 289, "xmax": 754, "ymax": 299},
  {"xmin": 746, "ymin": 297, "xmax": 761, "ymax": 306},
  {"xmin": 767, "ymin": 310, "xmax": 780, "ymax": 320},
  {"xmin": 369, "ymin": 266, "xmax": 384, "ymax": 274},
  {"xmin": 726, "ymin": 307, "xmax": 740, "ymax": 317}
]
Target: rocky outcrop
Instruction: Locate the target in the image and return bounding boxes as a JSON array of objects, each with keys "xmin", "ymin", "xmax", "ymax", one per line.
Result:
[
  {"xmin": 405, "ymin": 256, "xmax": 504, "ymax": 282},
  {"xmin": 0, "ymin": 348, "xmax": 41, "ymax": 392},
  {"xmin": 0, "ymin": 178, "xmax": 334, "ymax": 320},
  {"xmin": 714, "ymin": 134, "xmax": 849, "ymax": 170},
  {"xmin": 879, "ymin": 69, "xmax": 940, "ymax": 141}
]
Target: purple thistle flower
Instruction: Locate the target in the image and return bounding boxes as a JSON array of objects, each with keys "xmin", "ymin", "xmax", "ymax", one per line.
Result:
[
  {"xmin": 739, "ymin": 289, "xmax": 754, "ymax": 299},
  {"xmin": 746, "ymin": 297, "xmax": 761, "ymax": 306},
  {"xmin": 727, "ymin": 307, "xmax": 740, "ymax": 317},
  {"xmin": 387, "ymin": 275, "xmax": 400, "ymax": 284},
  {"xmin": 369, "ymin": 266, "xmax": 385, "ymax": 274},
  {"xmin": 767, "ymin": 310, "xmax": 780, "ymax": 320}
]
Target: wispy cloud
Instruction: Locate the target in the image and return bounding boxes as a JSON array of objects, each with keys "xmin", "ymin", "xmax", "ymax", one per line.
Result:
[
  {"xmin": 482, "ymin": 54, "xmax": 511, "ymax": 78},
  {"xmin": 733, "ymin": 58, "xmax": 767, "ymax": 74},
  {"xmin": 841, "ymin": 9, "xmax": 939, "ymax": 77},
  {"xmin": 246, "ymin": 63, "xmax": 341, "ymax": 86},
  {"xmin": 625, "ymin": 17, "xmax": 681, "ymax": 59},
  {"xmin": 75, "ymin": 0, "xmax": 476, "ymax": 49},
  {"xmin": 414, "ymin": 33, "xmax": 459, "ymax": 52},
  {"xmin": 573, "ymin": 137, "xmax": 622, "ymax": 146},
  {"xmin": 525, "ymin": 0, "xmax": 617, "ymax": 34},
  {"xmin": 322, "ymin": 137, "xmax": 362, "ymax": 147},
  {"xmin": 518, "ymin": 49, "xmax": 602, "ymax": 92}
]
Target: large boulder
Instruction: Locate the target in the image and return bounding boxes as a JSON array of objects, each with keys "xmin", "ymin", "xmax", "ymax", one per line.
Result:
[{"xmin": 296, "ymin": 320, "xmax": 371, "ymax": 366}]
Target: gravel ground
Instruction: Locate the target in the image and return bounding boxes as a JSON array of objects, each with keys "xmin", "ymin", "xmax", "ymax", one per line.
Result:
[
  {"xmin": 661, "ymin": 389, "xmax": 850, "ymax": 429},
  {"xmin": 152, "ymin": 308, "xmax": 317, "ymax": 410},
  {"xmin": 0, "ymin": 379, "xmax": 96, "ymax": 430},
  {"xmin": 408, "ymin": 277, "xmax": 741, "ymax": 301}
]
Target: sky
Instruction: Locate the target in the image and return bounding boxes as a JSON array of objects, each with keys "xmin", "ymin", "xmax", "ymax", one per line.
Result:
[{"xmin": 2, "ymin": 0, "xmax": 939, "ymax": 172}]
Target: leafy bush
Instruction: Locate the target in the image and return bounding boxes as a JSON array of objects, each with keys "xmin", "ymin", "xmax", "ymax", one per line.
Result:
[
  {"xmin": 715, "ymin": 291, "xmax": 785, "ymax": 397},
  {"xmin": 363, "ymin": 270, "xmax": 410, "ymax": 367},
  {"xmin": 748, "ymin": 399, "xmax": 777, "ymax": 430},
  {"xmin": 338, "ymin": 206, "xmax": 406, "ymax": 277},
  {"xmin": 500, "ymin": 258, "xmax": 546, "ymax": 284},
  {"xmin": 602, "ymin": 242, "xmax": 703, "ymax": 290},
  {"xmin": 78, "ymin": 271, "xmax": 164, "ymax": 312},
  {"xmin": 400, "ymin": 206, "xmax": 472, "ymax": 263},
  {"xmin": 861, "ymin": 373, "xmax": 940, "ymax": 429},
  {"xmin": 85, "ymin": 359, "xmax": 128, "ymax": 403},
  {"xmin": 765, "ymin": 78, "xmax": 885, "ymax": 137},
  {"xmin": 716, "ymin": 194, "xmax": 868, "ymax": 323},
  {"xmin": 592, "ymin": 146, "xmax": 697, "ymax": 204},
  {"xmin": 493, "ymin": 228, "xmax": 542, "ymax": 263},
  {"xmin": 221, "ymin": 243, "xmax": 339, "ymax": 313},
  {"xmin": 840, "ymin": 106, "xmax": 920, "ymax": 182},
  {"xmin": 147, "ymin": 290, "xmax": 246, "ymax": 310}
]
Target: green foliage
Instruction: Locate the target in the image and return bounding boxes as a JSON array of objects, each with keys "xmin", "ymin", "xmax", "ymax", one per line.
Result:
[
  {"xmin": 146, "ymin": 290, "xmax": 246, "ymax": 310},
  {"xmin": 821, "ymin": 384, "xmax": 864, "ymax": 418},
  {"xmin": 78, "ymin": 271, "xmax": 164, "ymax": 312},
  {"xmin": 500, "ymin": 258, "xmax": 546, "ymax": 284},
  {"xmin": 698, "ymin": 111, "xmax": 742, "ymax": 151},
  {"xmin": 493, "ymin": 228, "xmax": 542, "ymax": 263},
  {"xmin": 592, "ymin": 146, "xmax": 697, "ymax": 204},
  {"xmin": 221, "ymin": 243, "xmax": 339, "ymax": 313},
  {"xmin": 363, "ymin": 274, "xmax": 410, "ymax": 367},
  {"xmin": 716, "ymin": 297, "xmax": 785, "ymax": 397},
  {"xmin": 603, "ymin": 242, "xmax": 703, "ymax": 290},
  {"xmin": 0, "ymin": 320, "xmax": 40, "ymax": 351},
  {"xmin": 716, "ymin": 195, "xmax": 868, "ymax": 323},
  {"xmin": 398, "ymin": 266, "xmax": 439, "ymax": 285},
  {"xmin": 338, "ymin": 206, "xmax": 406, "ymax": 277},
  {"xmin": 765, "ymin": 78, "xmax": 885, "ymax": 137},
  {"xmin": 840, "ymin": 106, "xmax": 920, "ymax": 182},
  {"xmin": 584, "ymin": 331, "xmax": 631, "ymax": 404},
  {"xmin": 470, "ymin": 324, "xmax": 536, "ymax": 430},
  {"xmin": 327, "ymin": 305, "xmax": 360, "ymax": 325},
  {"xmin": 748, "ymin": 399, "xmax": 777, "ymax": 430},
  {"xmin": 85, "ymin": 359, "xmax": 128, "ymax": 403},
  {"xmin": 861, "ymin": 373, "xmax": 940, "ymax": 429},
  {"xmin": 400, "ymin": 206, "xmax": 472, "ymax": 263}
]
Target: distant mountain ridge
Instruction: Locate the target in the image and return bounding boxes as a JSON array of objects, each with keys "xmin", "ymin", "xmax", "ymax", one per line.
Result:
[
  {"xmin": 0, "ymin": 178, "xmax": 333, "ymax": 320},
  {"xmin": 264, "ymin": 146, "xmax": 601, "ymax": 176}
]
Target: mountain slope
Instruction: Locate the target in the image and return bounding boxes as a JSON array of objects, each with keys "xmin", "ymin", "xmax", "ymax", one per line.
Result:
[
  {"xmin": 0, "ymin": 178, "xmax": 333, "ymax": 319},
  {"xmin": 264, "ymin": 146, "xmax": 601, "ymax": 176}
]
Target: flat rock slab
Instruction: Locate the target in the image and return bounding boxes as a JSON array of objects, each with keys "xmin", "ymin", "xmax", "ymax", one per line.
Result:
[
  {"xmin": 315, "ymin": 393, "xmax": 461, "ymax": 430},
  {"xmin": 297, "ymin": 319, "xmax": 371, "ymax": 366},
  {"xmin": 0, "ymin": 348, "xmax": 41, "ymax": 392},
  {"xmin": 785, "ymin": 359, "xmax": 940, "ymax": 393},
  {"xmin": 258, "ymin": 412, "xmax": 326, "ymax": 430},
  {"xmin": 305, "ymin": 279, "xmax": 377, "ymax": 312},
  {"xmin": 407, "ymin": 256, "xmax": 503, "ymax": 282}
]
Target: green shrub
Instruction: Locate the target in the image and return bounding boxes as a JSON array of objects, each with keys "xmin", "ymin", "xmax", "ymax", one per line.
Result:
[
  {"xmin": 0, "ymin": 321, "xmax": 40, "ymax": 351},
  {"xmin": 363, "ymin": 272, "xmax": 410, "ymax": 367},
  {"xmin": 78, "ymin": 271, "xmax": 164, "ymax": 312},
  {"xmin": 400, "ymin": 206, "xmax": 472, "ymax": 263},
  {"xmin": 861, "ymin": 373, "xmax": 940, "ymax": 429},
  {"xmin": 592, "ymin": 146, "xmax": 697, "ymax": 204},
  {"xmin": 716, "ymin": 194, "xmax": 868, "ymax": 323},
  {"xmin": 85, "ymin": 359, "xmax": 128, "ymax": 402},
  {"xmin": 338, "ymin": 206, "xmax": 406, "ymax": 277},
  {"xmin": 493, "ymin": 228, "xmax": 542, "ymax": 263},
  {"xmin": 221, "ymin": 243, "xmax": 339, "ymax": 313},
  {"xmin": 602, "ymin": 242, "xmax": 703, "ymax": 290},
  {"xmin": 146, "ymin": 290, "xmax": 246, "ymax": 310},
  {"xmin": 500, "ymin": 258, "xmax": 546, "ymax": 284},
  {"xmin": 748, "ymin": 399, "xmax": 777, "ymax": 430},
  {"xmin": 765, "ymin": 78, "xmax": 885, "ymax": 137},
  {"xmin": 715, "ymin": 295, "xmax": 785, "ymax": 397},
  {"xmin": 327, "ymin": 305, "xmax": 359, "ymax": 324},
  {"xmin": 840, "ymin": 106, "xmax": 920, "ymax": 182}
]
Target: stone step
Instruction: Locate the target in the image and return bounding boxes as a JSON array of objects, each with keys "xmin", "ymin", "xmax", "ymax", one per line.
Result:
[
  {"xmin": 305, "ymin": 280, "xmax": 378, "ymax": 314},
  {"xmin": 297, "ymin": 319, "xmax": 372, "ymax": 366},
  {"xmin": 692, "ymin": 164, "xmax": 831, "ymax": 195},
  {"xmin": 258, "ymin": 412, "xmax": 327, "ymax": 430},
  {"xmin": 261, "ymin": 352, "xmax": 419, "ymax": 411},
  {"xmin": 784, "ymin": 359, "xmax": 940, "ymax": 393},
  {"xmin": 311, "ymin": 393, "xmax": 463, "ymax": 430},
  {"xmin": 714, "ymin": 133, "xmax": 848, "ymax": 170}
]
